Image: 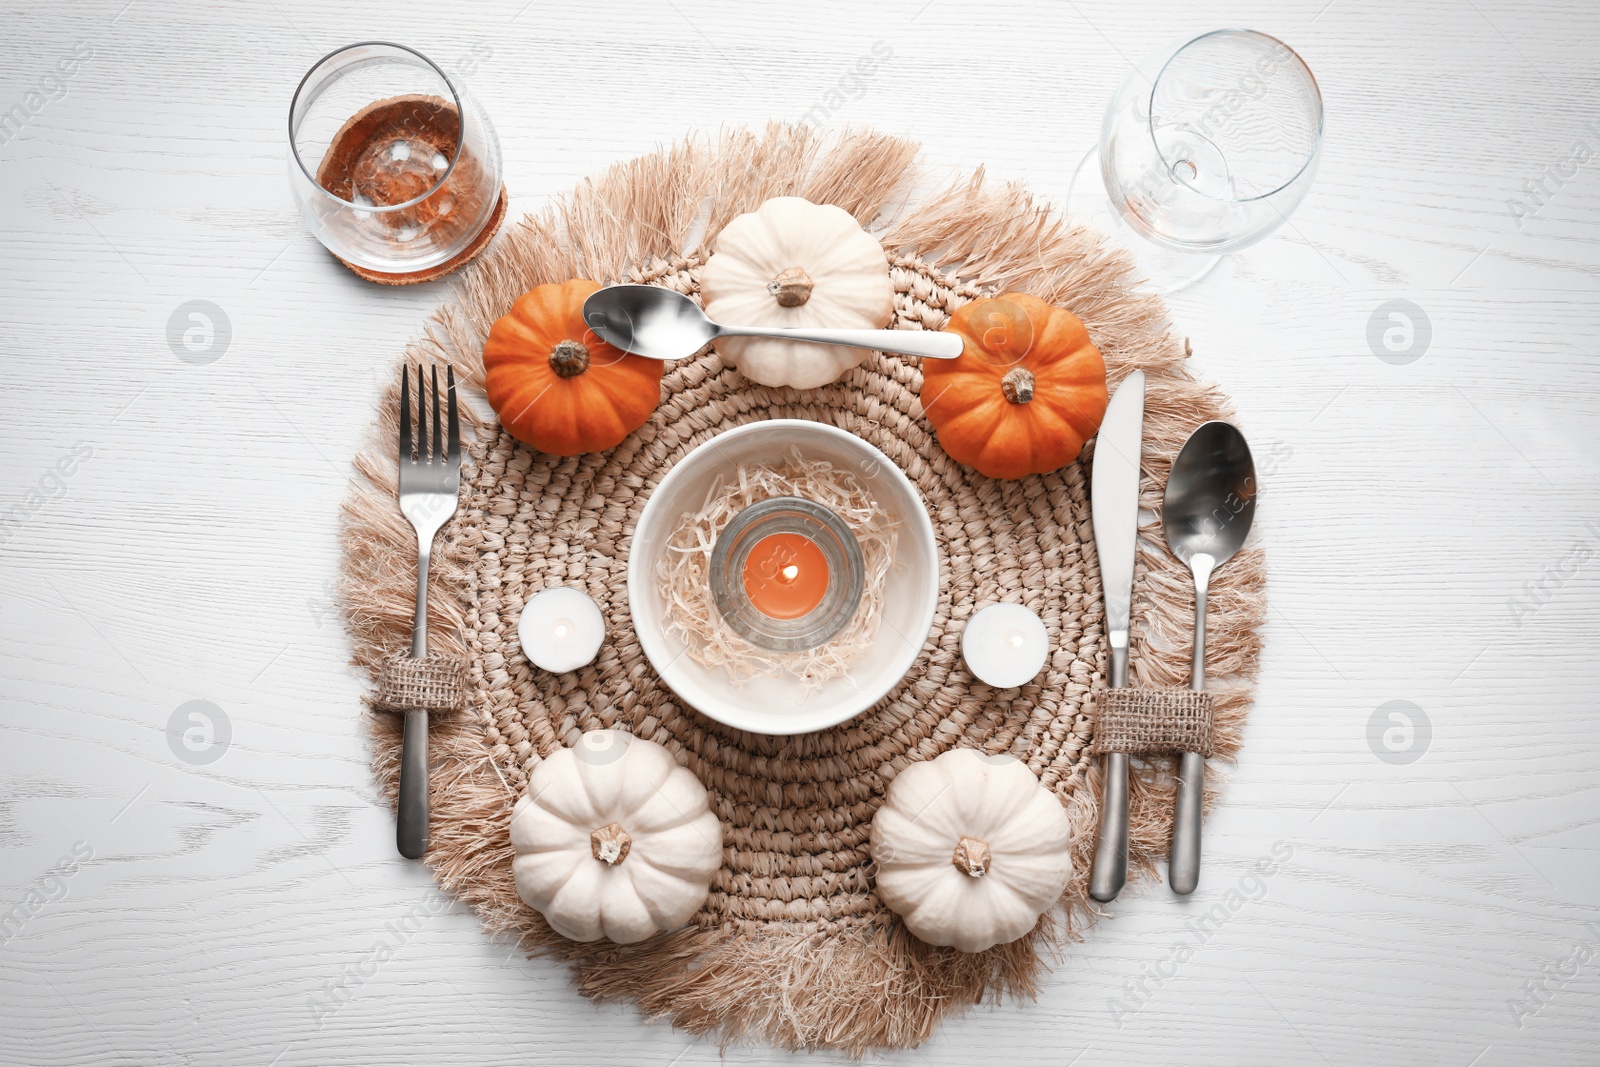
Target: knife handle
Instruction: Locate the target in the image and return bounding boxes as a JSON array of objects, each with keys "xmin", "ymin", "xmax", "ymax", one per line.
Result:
[
  {"xmin": 397, "ymin": 708, "xmax": 429, "ymax": 859},
  {"xmin": 1089, "ymin": 641, "xmax": 1131, "ymax": 903},
  {"xmin": 1089, "ymin": 752, "xmax": 1130, "ymax": 902},
  {"xmin": 1169, "ymin": 751, "xmax": 1205, "ymax": 894}
]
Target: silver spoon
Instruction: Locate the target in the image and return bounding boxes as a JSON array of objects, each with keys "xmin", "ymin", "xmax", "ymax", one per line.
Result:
[
  {"xmin": 1161, "ymin": 421, "xmax": 1256, "ymax": 896},
  {"xmin": 582, "ymin": 284, "xmax": 964, "ymax": 362}
]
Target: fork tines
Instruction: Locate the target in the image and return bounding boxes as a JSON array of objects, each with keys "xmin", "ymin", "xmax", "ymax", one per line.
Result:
[{"xmin": 400, "ymin": 363, "xmax": 460, "ymax": 465}]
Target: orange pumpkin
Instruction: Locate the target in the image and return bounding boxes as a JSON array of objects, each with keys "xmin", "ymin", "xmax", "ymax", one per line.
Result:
[
  {"xmin": 921, "ymin": 293, "xmax": 1108, "ymax": 480},
  {"xmin": 482, "ymin": 279, "xmax": 663, "ymax": 456}
]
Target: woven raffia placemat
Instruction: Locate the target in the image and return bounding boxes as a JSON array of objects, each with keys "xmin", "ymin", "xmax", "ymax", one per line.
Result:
[{"xmin": 339, "ymin": 125, "xmax": 1265, "ymax": 1055}]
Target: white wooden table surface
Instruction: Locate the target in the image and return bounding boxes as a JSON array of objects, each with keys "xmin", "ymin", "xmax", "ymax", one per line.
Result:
[{"xmin": 3, "ymin": 1, "xmax": 1598, "ymax": 1064}]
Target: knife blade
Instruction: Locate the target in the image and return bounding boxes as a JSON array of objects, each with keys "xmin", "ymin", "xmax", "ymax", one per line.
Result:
[{"xmin": 1087, "ymin": 369, "xmax": 1145, "ymax": 903}]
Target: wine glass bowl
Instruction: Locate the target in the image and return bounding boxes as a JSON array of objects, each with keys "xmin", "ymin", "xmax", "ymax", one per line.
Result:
[
  {"xmin": 1102, "ymin": 29, "xmax": 1323, "ymax": 255},
  {"xmin": 1068, "ymin": 29, "xmax": 1323, "ymax": 291},
  {"xmin": 288, "ymin": 42, "xmax": 504, "ymax": 278}
]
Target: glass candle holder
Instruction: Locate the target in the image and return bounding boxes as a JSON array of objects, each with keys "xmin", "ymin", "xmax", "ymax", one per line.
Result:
[
  {"xmin": 708, "ymin": 496, "xmax": 865, "ymax": 653},
  {"xmin": 288, "ymin": 42, "xmax": 504, "ymax": 279}
]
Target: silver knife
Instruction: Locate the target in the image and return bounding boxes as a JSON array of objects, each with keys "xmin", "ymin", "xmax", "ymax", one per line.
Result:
[{"xmin": 1088, "ymin": 370, "xmax": 1145, "ymax": 903}]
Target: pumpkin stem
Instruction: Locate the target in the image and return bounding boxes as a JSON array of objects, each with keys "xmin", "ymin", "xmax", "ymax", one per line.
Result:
[
  {"xmin": 767, "ymin": 267, "xmax": 814, "ymax": 308},
  {"xmin": 550, "ymin": 339, "xmax": 591, "ymax": 379},
  {"xmin": 951, "ymin": 835, "xmax": 992, "ymax": 877},
  {"xmin": 590, "ymin": 822, "xmax": 632, "ymax": 865},
  {"xmin": 1000, "ymin": 367, "xmax": 1035, "ymax": 405}
]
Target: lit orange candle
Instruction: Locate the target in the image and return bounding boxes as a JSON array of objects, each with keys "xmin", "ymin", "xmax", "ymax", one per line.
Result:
[{"xmin": 742, "ymin": 532, "xmax": 829, "ymax": 620}]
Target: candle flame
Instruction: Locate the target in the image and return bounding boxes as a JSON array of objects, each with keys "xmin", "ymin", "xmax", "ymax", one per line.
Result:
[
  {"xmin": 781, "ymin": 564, "xmax": 800, "ymax": 582},
  {"xmin": 554, "ymin": 620, "xmax": 572, "ymax": 640}
]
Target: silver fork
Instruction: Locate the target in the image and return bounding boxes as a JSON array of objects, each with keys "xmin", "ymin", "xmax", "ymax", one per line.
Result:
[{"xmin": 396, "ymin": 363, "xmax": 461, "ymax": 858}]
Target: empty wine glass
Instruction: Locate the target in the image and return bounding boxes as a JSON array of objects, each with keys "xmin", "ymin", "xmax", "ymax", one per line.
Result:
[
  {"xmin": 288, "ymin": 42, "xmax": 504, "ymax": 281},
  {"xmin": 1067, "ymin": 30, "xmax": 1323, "ymax": 292}
]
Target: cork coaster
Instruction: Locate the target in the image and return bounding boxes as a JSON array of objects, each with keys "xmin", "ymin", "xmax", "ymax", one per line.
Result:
[{"xmin": 332, "ymin": 184, "xmax": 507, "ymax": 285}]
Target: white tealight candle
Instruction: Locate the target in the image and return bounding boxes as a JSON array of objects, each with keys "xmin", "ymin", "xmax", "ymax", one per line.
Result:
[
  {"xmin": 961, "ymin": 603, "xmax": 1049, "ymax": 689},
  {"xmin": 518, "ymin": 587, "xmax": 605, "ymax": 674}
]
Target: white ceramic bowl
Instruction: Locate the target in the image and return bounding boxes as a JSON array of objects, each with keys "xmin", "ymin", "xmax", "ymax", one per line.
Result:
[{"xmin": 627, "ymin": 420, "xmax": 939, "ymax": 735}]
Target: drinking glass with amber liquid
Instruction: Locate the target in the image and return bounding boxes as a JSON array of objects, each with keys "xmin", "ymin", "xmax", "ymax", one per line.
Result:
[{"xmin": 288, "ymin": 42, "xmax": 504, "ymax": 282}]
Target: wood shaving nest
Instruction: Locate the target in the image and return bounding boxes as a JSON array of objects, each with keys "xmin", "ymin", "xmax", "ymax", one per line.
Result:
[{"xmin": 655, "ymin": 447, "xmax": 898, "ymax": 690}]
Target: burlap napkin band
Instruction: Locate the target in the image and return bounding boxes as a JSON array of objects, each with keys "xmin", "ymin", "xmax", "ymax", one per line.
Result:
[
  {"xmin": 373, "ymin": 652, "xmax": 468, "ymax": 713},
  {"xmin": 1090, "ymin": 687, "xmax": 1215, "ymax": 758}
]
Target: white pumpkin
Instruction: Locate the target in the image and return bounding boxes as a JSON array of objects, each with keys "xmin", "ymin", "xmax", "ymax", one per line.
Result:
[
  {"xmin": 870, "ymin": 749, "xmax": 1072, "ymax": 953},
  {"xmin": 510, "ymin": 730, "xmax": 723, "ymax": 944},
  {"xmin": 700, "ymin": 196, "xmax": 894, "ymax": 389}
]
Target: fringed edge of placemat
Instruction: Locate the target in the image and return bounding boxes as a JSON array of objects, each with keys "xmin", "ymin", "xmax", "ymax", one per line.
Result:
[{"xmin": 337, "ymin": 122, "xmax": 1267, "ymax": 1057}]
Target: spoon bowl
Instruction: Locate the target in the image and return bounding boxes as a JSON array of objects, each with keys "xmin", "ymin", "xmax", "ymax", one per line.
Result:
[
  {"xmin": 1163, "ymin": 421, "xmax": 1257, "ymax": 570},
  {"xmin": 584, "ymin": 284, "xmax": 716, "ymax": 360},
  {"xmin": 582, "ymin": 284, "xmax": 964, "ymax": 362},
  {"xmin": 1162, "ymin": 420, "xmax": 1256, "ymax": 896}
]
